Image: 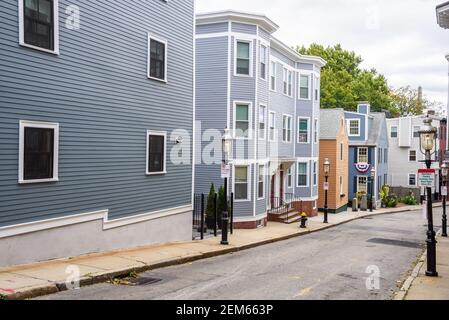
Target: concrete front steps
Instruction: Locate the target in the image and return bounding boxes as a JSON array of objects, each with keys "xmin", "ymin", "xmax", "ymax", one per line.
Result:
[{"xmin": 268, "ymin": 209, "xmax": 302, "ymax": 224}]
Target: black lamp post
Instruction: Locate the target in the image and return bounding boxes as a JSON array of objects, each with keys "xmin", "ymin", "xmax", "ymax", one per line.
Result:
[
  {"xmin": 323, "ymin": 158, "xmax": 330, "ymax": 224},
  {"xmin": 221, "ymin": 128, "xmax": 233, "ymax": 245},
  {"xmin": 418, "ymin": 117, "xmax": 438, "ymax": 277},
  {"xmin": 441, "ymin": 162, "xmax": 448, "ymax": 237},
  {"xmin": 370, "ymin": 167, "xmax": 376, "ymax": 212}
]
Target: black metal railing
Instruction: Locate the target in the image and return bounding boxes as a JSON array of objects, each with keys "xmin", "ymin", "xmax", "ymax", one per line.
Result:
[
  {"xmin": 268, "ymin": 193, "xmax": 300, "ymax": 222},
  {"xmin": 193, "ymin": 192, "xmax": 234, "ymax": 240}
]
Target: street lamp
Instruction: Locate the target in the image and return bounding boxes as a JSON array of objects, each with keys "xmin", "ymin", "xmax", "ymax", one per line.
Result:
[
  {"xmin": 441, "ymin": 161, "xmax": 448, "ymax": 237},
  {"xmin": 370, "ymin": 167, "xmax": 376, "ymax": 212},
  {"xmin": 418, "ymin": 116, "xmax": 438, "ymax": 277},
  {"xmin": 221, "ymin": 128, "xmax": 233, "ymax": 245},
  {"xmin": 323, "ymin": 158, "xmax": 330, "ymax": 224}
]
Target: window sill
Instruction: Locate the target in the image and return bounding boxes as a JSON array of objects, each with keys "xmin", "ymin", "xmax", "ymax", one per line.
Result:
[
  {"xmin": 146, "ymin": 171, "xmax": 167, "ymax": 176},
  {"xmin": 299, "ymin": 98, "xmax": 311, "ymax": 101},
  {"xmin": 20, "ymin": 42, "xmax": 59, "ymax": 55},
  {"xmin": 19, "ymin": 177, "xmax": 59, "ymax": 185},
  {"xmin": 148, "ymin": 76, "xmax": 168, "ymax": 83},
  {"xmin": 234, "ymin": 73, "xmax": 253, "ymax": 78},
  {"xmin": 234, "ymin": 199, "xmax": 251, "ymax": 203}
]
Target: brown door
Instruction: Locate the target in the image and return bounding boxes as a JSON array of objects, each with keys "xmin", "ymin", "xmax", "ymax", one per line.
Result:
[
  {"xmin": 271, "ymin": 175, "xmax": 275, "ymax": 208},
  {"xmin": 280, "ymin": 171, "xmax": 284, "ymax": 201}
]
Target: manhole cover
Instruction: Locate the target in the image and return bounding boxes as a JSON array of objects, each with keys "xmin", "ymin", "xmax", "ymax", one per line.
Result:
[{"xmin": 366, "ymin": 238, "xmax": 423, "ymax": 249}]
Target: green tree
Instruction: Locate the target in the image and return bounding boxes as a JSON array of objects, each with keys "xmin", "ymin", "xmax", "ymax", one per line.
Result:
[
  {"xmin": 205, "ymin": 183, "xmax": 216, "ymax": 219},
  {"xmin": 297, "ymin": 44, "xmax": 395, "ymax": 113},
  {"xmin": 390, "ymin": 86, "xmax": 443, "ymax": 117}
]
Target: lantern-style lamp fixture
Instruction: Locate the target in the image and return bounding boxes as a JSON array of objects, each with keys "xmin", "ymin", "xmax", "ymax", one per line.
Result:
[
  {"xmin": 442, "ymin": 162, "xmax": 449, "ymax": 178},
  {"xmin": 371, "ymin": 167, "xmax": 376, "ymax": 179},
  {"xmin": 323, "ymin": 158, "xmax": 330, "ymax": 177},
  {"xmin": 222, "ymin": 128, "xmax": 233, "ymax": 163},
  {"xmin": 419, "ymin": 117, "xmax": 437, "ymax": 156}
]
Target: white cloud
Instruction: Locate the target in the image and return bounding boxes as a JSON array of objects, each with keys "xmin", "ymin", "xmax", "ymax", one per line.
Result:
[{"xmin": 197, "ymin": 0, "xmax": 449, "ymax": 107}]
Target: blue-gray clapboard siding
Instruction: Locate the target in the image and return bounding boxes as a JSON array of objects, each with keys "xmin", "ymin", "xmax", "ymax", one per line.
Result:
[
  {"xmin": 0, "ymin": 0, "xmax": 194, "ymax": 227},
  {"xmin": 196, "ymin": 22, "xmax": 228, "ymax": 34}
]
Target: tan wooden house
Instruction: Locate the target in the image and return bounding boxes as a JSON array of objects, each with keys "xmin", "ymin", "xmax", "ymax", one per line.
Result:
[{"xmin": 318, "ymin": 109, "xmax": 349, "ymax": 213}]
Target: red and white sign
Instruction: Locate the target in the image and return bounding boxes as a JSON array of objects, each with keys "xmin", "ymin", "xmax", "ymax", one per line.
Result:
[{"xmin": 418, "ymin": 169, "xmax": 435, "ymax": 188}]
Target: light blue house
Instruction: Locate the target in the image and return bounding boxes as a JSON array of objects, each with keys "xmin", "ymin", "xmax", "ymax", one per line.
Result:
[
  {"xmin": 195, "ymin": 11, "xmax": 326, "ymax": 228},
  {"xmin": 0, "ymin": 0, "xmax": 194, "ymax": 267},
  {"xmin": 344, "ymin": 103, "xmax": 389, "ymax": 207}
]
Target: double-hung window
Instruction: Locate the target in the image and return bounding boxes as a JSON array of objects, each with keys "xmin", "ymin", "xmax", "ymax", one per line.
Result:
[
  {"xmin": 313, "ymin": 161, "xmax": 317, "ymax": 186},
  {"xmin": 297, "ymin": 162, "xmax": 308, "ymax": 187},
  {"xmin": 20, "ymin": 0, "xmax": 59, "ymax": 53},
  {"xmin": 409, "ymin": 174, "xmax": 417, "ymax": 186},
  {"xmin": 314, "ymin": 119, "xmax": 318, "ymax": 143},
  {"xmin": 314, "ymin": 77, "xmax": 319, "ymax": 101},
  {"xmin": 287, "ymin": 168, "xmax": 292, "ymax": 188},
  {"xmin": 147, "ymin": 131, "xmax": 166, "ymax": 175},
  {"xmin": 270, "ymin": 61, "xmax": 276, "ymax": 91},
  {"xmin": 348, "ymin": 119, "xmax": 360, "ymax": 136},
  {"xmin": 409, "ymin": 150, "xmax": 417, "ymax": 162},
  {"xmin": 299, "ymin": 75, "xmax": 310, "ymax": 99},
  {"xmin": 259, "ymin": 105, "xmax": 266, "ymax": 139},
  {"xmin": 260, "ymin": 45, "xmax": 267, "ymax": 80},
  {"xmin": 298, "ymin": 118, "xmax": 309, "ymax": 143},
  {"xmin": 357, "ymin": 176, "xmax": 368, "ymax": 193},
  {"xmin": 235, "ymin": 103, "xmax": 250, "ymax": 138},
  {"xmin": 390, "ymin": 126, "xmax": 398, "ymax": 138},
  {"xmin": 413, "ymin": 126, "xmax": 420, "ymax": 138},
  {"xmin": 268, "ymin": 112, "xmax": 276, "ymax": 141},
  {"xmin": 236, "ymin": 41, "xmax": 251, "ymax": 76},
  {"xmin": 358, "ymin": 147, "xmax": 368, "ymax": 163},
  {"xmin": 340, "ymin": 143, "xmax": 344, "ymax": 161},
  {"xmin": 148, "ymin": 35, "xmax": 167, "ymax": 82},
  {"xmin": 283, "ymin": 115, "xmax": 292, "ymax": 143},
  {"xmin": 258, "ymin": 165, "xmax": 265, "ymax": 199},
  {"xmin": 19, "ymin": 120, "xmax": 59, "ymax": 183},
  {"xmin": 287, "ymin": 70, "xmax": 293, "ymax": 96},
  {"xmin": 235, "ymin": 166, "xmax": 249, "ymax": 200},
  {"xmin": 283, "ymin": 68, "xmax": 288, "ymax": 95}
]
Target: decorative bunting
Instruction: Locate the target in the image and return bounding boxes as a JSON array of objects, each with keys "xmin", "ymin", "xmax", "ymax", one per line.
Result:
[{"xmin": 354, "ymin": 162, "xmax": 371, "ymax": 173}]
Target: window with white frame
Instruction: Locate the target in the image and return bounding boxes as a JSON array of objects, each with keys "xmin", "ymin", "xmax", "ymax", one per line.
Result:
[
  {"xmin": 20, "ymin": 0, "xmax": 59, "ymax": 53},
  {"xmin": 283, "ymin": 115, "xmax": 292, "ymax": 143},
  {"xmin": 283, "ymin": 68, "xmax": 288, "ymax": 95},
  {"xmin": 314, "ymin": 77, "xmax": 319, "ymax": 101},
  {"xmin": 235, "ymin": 103, "xmax": 250, "ymax": 138},
  {"xmin": 297, "ymin": 162, "xmax": 308, "ymax": 187},
  {"xmin": 288, "ymin": 70, "xmax": 293, "ymax": 96},
  {"xmin": 340, "ymin": 176, "xmax": 344, "ymax": 195},
  {"xmin": 348, "ymin": 119, "xmax": 360, "ymax": 136},
  {"xmin": 298, "ymin": 118, "xmax": 309, "ymax": 143},
  {"xmin": 260, "ymin": 45, "xmax": 267, "ymax": 80},
  {"xmin": 236, "ymin": 40, "xmax": 251, "ymax": 76},
  {"xmin": 390, "ymin": 126, "xmax": 398, "ymax": 138},
  {"xmin": 148, "ymin": 35, "xmax": 167, "ymax": 82},
  {"xmin": 147, "ymin": 131, "xmax": 166, "ymax": 174},
  {"xmin": 384, "ymin": 148, "xmax": 388, "ymax": 163},
  {"xmin": 259, "ymin": 105, "xmax": 266, "ymax": 139},
  {"xmin": 235, "ymin": 166, "xmax": 249, "ymax": 200},
  {"xmin": 287, "ymin": 167, "xmax": 292, "ymax": 188},
  {"xmin": 357, "ymin": 176, "xmax": 368, "ymax": 193},
  {"xmin": 299, "ymin": 74, "xmax": 310, "ymax": 99},
  {"xmin": 269, "ymin": 111, "xmax": 276, "ymax": 141},
  {"xmin": 378, "ymin": 148, "xmax": 382, "ymax": 164},
  {"xmin": 314, "ymin": 118, "xmax": 318, "ymax": 143},
  {"xmin": 19, "ymin": 120, "xmax": 59, "ymax": 183},
  {"xmin": 409, "ymin": 150, "xmax": 417, "ymax": 162},
  {"xmin": 313, "ymin": 161, "xmax": 317, "ymax": 186},
  {"xmin": 358, "ymin": 147, "xmax": 368, "ymax": 163},
  {"xmin": 413, "ymin": 126, "xmax": 420, "ymax": 138},
  {"xmin": 270, "ymin": 61, "xmax": 276, "ymax": 91},
  {"xmin": 409, "ymin": 174, "xmax": 417, "ymax": 186},
  {"xmin": 340, "ymin": 143, "xmax": 344, "ymax": 161},
  {"xmin": 258, "ymin": 165, "xmax": 265, "ymax": 199}
]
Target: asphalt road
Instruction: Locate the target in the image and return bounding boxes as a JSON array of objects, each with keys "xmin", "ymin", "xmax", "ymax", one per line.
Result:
[{"xmin": 38, "ymin": 208, "xmax": 443, "ymax": 300}]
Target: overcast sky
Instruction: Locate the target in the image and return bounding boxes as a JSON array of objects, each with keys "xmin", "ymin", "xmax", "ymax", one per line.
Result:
[{"xmin": 197, "ymin": 0, "xmax": 449, "ymax": 107}]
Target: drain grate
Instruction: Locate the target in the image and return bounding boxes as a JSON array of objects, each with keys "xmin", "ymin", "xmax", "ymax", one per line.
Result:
[
  {"xmin": 366, "ymin": 238, "xmax": 423, "ymax": 249},
  {"xmin": 127, "ymin": 277, "xmax": 162, "ymax": 286}
]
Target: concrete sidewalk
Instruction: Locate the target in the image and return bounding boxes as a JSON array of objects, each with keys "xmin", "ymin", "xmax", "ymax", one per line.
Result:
[
  {"xmin": 0, "ymin": 204, "xmax": 430, "ymax": 300},
  {"xmin": 397, "ymin": 233, "xmax": 449, "ymax": 300}
]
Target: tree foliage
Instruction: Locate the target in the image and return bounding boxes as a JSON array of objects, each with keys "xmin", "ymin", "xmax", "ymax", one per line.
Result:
[
  {"xmin": 390, "ymin": 86, "xmax": 445, "ymax": 117},
  {"xmin": 297, "ymin": 44, "xmax": 394, "ymax": 113}
]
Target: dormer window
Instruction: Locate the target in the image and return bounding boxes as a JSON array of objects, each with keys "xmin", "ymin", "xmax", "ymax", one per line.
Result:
[{"xmin": 348, "ymin": 119, "xmax": 360, "ymax": 136}]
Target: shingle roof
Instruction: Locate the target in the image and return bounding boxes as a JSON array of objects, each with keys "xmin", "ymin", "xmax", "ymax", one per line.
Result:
[
  {"xmin": 349, "ymin": 112, "xmax": 387, "ymax": 146},
  {"xmin": 320, "ymin": 108, "xmax": 345, "ymax": 140}
]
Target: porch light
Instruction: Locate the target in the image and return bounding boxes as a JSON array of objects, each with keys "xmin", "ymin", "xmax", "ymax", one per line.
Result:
[{"xmin": 323, "ymin": 158, "xmax": 330, "ymax": 177}]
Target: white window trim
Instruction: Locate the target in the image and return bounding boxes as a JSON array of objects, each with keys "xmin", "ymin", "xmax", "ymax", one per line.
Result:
[
  {"xmin": 298, "ymin": 73, "xmax": 312, "ymax": 100},
  {"xmin": 18, "ymin": 0, "xmax": 60, "ymax": 55},
  {"xmin": 313, "ymin": 161, "xmax": 318, "ymax": 186},
  {"xmin": 259, "ymin": 44, "xmax": 268, "ymax": 81},
  {"xmin": 296, "ymin": 161, "xmax": 309, "ymax": 188},
  {"xmin": 147, "ymin": 33, "xmax": 168, "ymax": 83},
  {"xmin": 258, "ymin": 104, "xmax": 267, "ymax": 140},
  {"xmin": 270, "ymin": 61, "xmax": 277, "ymax": 92},
  {"xmin": 347, "ymin": 119, "xmax": 361, "ymax": 137},
  {"xmin": 19, "ymin": 120, "xmax": 59, "ymax": 184},
  {"xmin": 268, "ymin": 111, "xmax": 276, "ymax": 142},
  {"xmin": 234, "ymin": 39, "xmax": 253, "ymax": 77},
  {"xmin": 357, "ymin": 147, "xmax": 368, "ymax": 163},
  {"xmin": 314, "ymin": 118, "xmax": 319, "ymax": 144},
  {"xmin": 390, "ymin": 125, "xmax": 398, "ymax": 138},
  {"xmin": 412, "ymin": 126, "xmax": 420, "ymax": 139},
  {"xmin": 357, "ymin": 176, "xmax": 368, "ymax": 193},
  {"xmin": 408, "ymin": 173, "xmax": 417, "ymax": 187},
  {"xmin": 234, "ymin": 165, "xmax": 251, "ymax": 202},
  {"xmin": 287, "ymin": 167, "xmax": 293, "ymax": 188},
  {"xmin": 282, "ymin": 68, "xmax": 293, "ymax": 97},
  {"xmin": 340, "ymin": 176, "xmax": 344, "ymax": 195},
  {"xmin": 257, "ymin": 165, "xmax": 265, "ymax": 200},
  {"xmin": 297, "ymin": 117, "xmax": 310, "ymax": 144},
  {"xmin": 282, "ymin": 114, "xmax": 293, "ymax": 143},
  {"xmin": 233, "ymin": 101, "xmax": 253, "ymax": 140},
  {"xmin": 146, "ymin": 130, "xmax": 167, "ymax": 175},
  {"xmin": 408, "ymin": 149, "xmax": 417, "ymax": 162}
]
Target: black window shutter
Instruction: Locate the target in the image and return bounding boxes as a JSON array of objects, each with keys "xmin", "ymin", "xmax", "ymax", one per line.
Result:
[
  {"xmin": 368, "ymin": 148, "xmax": 373, "ymax": 165},
  {"xmin": 353, "ymin": 176, "xmax": 357, "ymax": 194},
  {"xmin": 354, "ymin": 147, "xmax": 358, "ymax": 163}
]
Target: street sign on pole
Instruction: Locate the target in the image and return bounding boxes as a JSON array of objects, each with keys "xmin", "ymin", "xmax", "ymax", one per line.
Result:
[
  {"xmin": 323, "ymin": 182, "xmax": 329, "ymax": 191},
  {"xmin": 418, "ymin": 169, "xmax": 435, "ymax": 188},
  {"xmin": 442, "ymin": 186, "xmax": 448, "ymax": 197},
  {"xmin": 221, "ymin": 161, "xmax": 231, "ymax": 179}
]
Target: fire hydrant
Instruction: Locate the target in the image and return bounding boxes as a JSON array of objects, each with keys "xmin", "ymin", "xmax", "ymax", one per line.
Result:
[{"xmin": 300, "ymin": 213, "xmax": 308, "ymax": 229}]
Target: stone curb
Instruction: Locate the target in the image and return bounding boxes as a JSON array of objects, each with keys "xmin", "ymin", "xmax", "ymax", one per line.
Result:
[{"xmin": 3, "ymin": 205, "xmax": 438, "ymax": 300}]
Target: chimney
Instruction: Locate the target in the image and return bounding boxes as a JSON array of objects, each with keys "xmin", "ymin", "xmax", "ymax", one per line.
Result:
[
  {"xmin": 418, "ymin": 86, "xmax": 423, "ymax": 112},
  {"xmin": 357, "ymin": 102, "xmax": 371, "ymax": 115}
]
